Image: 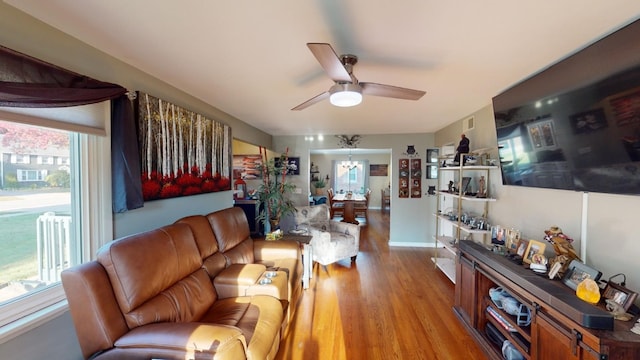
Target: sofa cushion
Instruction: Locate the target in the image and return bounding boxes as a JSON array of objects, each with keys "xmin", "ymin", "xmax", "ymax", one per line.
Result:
[
  {"xmin": 207, "ymin": 207, "xmax": 254, "ymax": 263},
  {"xmin": 175, "ymin": 215, "xmax": 219, "ymax": 258},
  {"xmin": 98, "ymin": 222, "xmax": 213, "ymax": 328},
  {"xmin": 176, "ymin": 215, "xmax": 228, "ymax": 277}
]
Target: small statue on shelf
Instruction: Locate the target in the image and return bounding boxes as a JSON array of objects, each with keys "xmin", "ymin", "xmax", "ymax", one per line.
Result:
[
  {"xmin": 453, "ymin": 133, "xmax": 470, "ymax": 164},
  {"xmin": 544, "ymin": 226, "xmax": 581, "ymax": 278}
]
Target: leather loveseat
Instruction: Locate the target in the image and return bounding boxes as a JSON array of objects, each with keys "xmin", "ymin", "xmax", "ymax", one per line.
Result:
[{"xmin": 62, "ymin": 207, "xmax": 302, "ymax": 360}]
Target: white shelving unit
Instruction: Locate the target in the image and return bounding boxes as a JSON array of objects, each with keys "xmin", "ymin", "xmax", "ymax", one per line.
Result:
[{"xmin": 432, "ymin": 156, "xmax": 498, "ymax": 283}]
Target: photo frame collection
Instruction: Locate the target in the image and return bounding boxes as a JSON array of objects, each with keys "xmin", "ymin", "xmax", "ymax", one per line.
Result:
[{"xmin": 490, "ymin": 225, "xmax": 638, "ymax": 309}]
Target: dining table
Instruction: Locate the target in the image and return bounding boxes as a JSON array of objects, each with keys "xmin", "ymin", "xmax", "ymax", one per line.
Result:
[{"xmin": 331, "ymin": 193, "xmax": 366, "ymax": 224}]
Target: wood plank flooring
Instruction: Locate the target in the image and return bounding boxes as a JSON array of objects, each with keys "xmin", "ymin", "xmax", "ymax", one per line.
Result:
[{"xmin": 275, "ymin": 210, "xmax": 488, "ymax": 360}]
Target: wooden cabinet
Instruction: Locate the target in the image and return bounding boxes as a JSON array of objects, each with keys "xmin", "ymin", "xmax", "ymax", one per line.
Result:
[
  {"xmin": 455, "ymin": 240, "xmax": 640, "ymax": 360},
  {"xmin": 455, "ymin": 253, "xmax": 476, "ymax": 326},
  {"xmin": 233, "ymin": 199, "xmax": 262, "ymax": 236}
]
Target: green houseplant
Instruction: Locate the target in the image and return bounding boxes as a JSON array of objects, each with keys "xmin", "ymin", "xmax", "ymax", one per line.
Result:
[
  {"xmin": 313, "ymin": 177, "xmax": 327, "ymax": 195},
  {"xmin": 255, "ymin": 147, "xmax": 297, "ymax": 234}
]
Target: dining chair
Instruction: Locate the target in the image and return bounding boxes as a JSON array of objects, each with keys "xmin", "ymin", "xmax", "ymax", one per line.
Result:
[
  {"xmin": 381, "ymin": 188, "xmax": 391, "ymax": 212},
  {"xmin": 327, "ymin": 188, "xmax": 344, "ymax": 219},
  {"xmin": 354, "ymin": 188, "xmax": 371, "ymax": 220}
]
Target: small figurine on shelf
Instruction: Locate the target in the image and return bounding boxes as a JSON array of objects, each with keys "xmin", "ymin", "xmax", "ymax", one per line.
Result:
[
  {"xmin": 448, "ymin": 180, "xmax": 454, "ymax": 193},
  {"xmin": 543, "ymin": 226, "xmax": 581, "ymax": 278},
  {"xmin": 453, "ymin": 133, "xmax": 470, "ymax": 164}
]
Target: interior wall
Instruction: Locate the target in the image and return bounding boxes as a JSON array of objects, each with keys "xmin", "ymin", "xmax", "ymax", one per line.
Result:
[{"xmin": 436, "ymin": 103, "xmax": 640, "ymax": 306}]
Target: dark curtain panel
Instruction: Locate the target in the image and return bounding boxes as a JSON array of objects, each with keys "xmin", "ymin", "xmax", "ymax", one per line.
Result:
[
  {"xmin": 0, "ymin": 46, "xmax": 126, "ymax": 107},
  {"xmin": 0, "ymin": 45, "xmax": 143, "ymax": 211},
  {"xmin": 111, "ymin": 95, "xmax": 144, "ymax": 212}
]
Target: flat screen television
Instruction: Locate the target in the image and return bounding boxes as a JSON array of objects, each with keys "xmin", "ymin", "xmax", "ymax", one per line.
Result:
[{"xmin": 492, "ymin": 18, "xmax": 640, "ymax": 195}]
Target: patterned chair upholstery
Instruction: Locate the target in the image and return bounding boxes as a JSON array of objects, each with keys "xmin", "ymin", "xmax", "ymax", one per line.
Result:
[{"xmin": 293, "ymin": 204, "xmax": 360, "ymax": 266}]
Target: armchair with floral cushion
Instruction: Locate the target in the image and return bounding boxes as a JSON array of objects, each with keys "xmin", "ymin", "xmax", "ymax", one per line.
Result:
[{"xmin": 293, "ymin": 204, "xmax": 360, "ymax": 267}]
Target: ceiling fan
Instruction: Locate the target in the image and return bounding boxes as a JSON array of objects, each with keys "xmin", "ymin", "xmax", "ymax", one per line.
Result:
[{"xmin": 292, "ymin": 43, "xmax": 426, "ymax": 110}]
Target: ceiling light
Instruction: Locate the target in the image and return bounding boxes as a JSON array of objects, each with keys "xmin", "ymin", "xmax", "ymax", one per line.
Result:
[{"xmin": 329, "ymin": 83, "xmax": 362, "ymax": 107}]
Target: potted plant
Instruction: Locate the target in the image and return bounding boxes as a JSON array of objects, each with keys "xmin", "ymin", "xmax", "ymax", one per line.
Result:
[
  {"xmin": 313, "ymin": 178, "xmax": 327, "ymax": 195},
  {"xmin": 255, "ymin": 147, "xmax": 297, "ymax": 234}
]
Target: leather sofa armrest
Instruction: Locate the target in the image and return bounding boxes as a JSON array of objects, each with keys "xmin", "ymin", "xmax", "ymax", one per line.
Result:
[
  {"xmin": 61, "ymin": 262, "xmax": 128, "ymax": 360},
  {"xmin": 213, "ymin": 263, "xmax": 266, "ymax": 298},
  {"xmin": 113, "ymin": 322, "xmax": 246, "ymax": 359},
  {"xmin": 254, "ymin": 239, "xmax": 300, "ymax": 262}
]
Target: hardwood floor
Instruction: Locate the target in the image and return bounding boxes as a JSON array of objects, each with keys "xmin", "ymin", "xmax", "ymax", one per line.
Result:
[{"xmin": 275, "ymin": 210, "xmax": 488, "ymax": 360}]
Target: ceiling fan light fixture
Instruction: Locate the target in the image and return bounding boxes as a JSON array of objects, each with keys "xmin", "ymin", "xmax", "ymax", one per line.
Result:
[{"xmin": 329, "ymin": 83, "xmax": 362, "ymax": 107}]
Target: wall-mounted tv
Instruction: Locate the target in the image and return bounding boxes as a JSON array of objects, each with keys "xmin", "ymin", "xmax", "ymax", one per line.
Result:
[{"xmin": 492, "ymin": 18, "xmax": 640, "ymax": 195}]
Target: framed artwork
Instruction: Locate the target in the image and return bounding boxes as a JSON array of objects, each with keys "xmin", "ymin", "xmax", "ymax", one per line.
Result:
[
  {"xmin": 426, "ymin": 148, "xmax": 439, "ymax": 163},
  {"xmin": 426, "ymin": 165, "xmax": 438, "ymax": 179},
  {"xmin": 602, "ymin": 281, "xmax": 638, "ymax": 311},
  {"xmin": 275, "ymin": 156, "xmax": 300, "ymax": 175},
  {"xmin": 562, "ymin": 260, "xmax": 602, "ymax": 291},
  {"xmin": 137, "ymin": 92, "xmax": 232, "ymax": 201},
  {"xmin": 411, "ymin": 158, "xmax": 422, "ymax": 198},
  {"xmin": 523, "ymin": 240, "xmax": 546, "ymax": 264},
  {"xmin": 233, "ymin": 155, "xmax": 262, "ymax": 180},
  {"xmin": 399, "ymin": 158, "xmax": 409, "ymax": 198},
  {"xmin": 370, "ymin": 164, "xmax": 388, "ymax": 176}
]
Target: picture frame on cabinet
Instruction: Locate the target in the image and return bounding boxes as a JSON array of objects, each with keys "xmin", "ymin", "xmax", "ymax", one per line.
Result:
[
  {"xmin": 602, "ymin": 281, "xmax": 637, "ymax": 311},
  {"xmin": 562, "ymin": 260, "xmax": 602, "ymax": 291},
  {"xmin": 490, "ymin": 225, "xmax": 501, "ymax": 243},
  {"xmin": 505, "ymin": 229, "xmax": 520, "ymax": 252},
  {"xmin": 515, "ymin": 239, "xmax": 529, "ymax": 257},
  {"xmin": 523, "ymin": 240, "xmax": 546, "ymax": 264}
]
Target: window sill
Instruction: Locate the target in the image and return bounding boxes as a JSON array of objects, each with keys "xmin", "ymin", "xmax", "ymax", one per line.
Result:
[{"xmin": 0, "ymin": 300, "xmax": 68, "ymax": 345}]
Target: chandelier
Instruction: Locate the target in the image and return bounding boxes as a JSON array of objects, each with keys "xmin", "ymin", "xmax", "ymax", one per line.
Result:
[{"xmin": 341, "ymin": 151, "xmax": 359, "ymax": 170}]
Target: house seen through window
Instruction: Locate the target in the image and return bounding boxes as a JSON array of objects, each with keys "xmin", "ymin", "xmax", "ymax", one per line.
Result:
[{"xmin": 0, "ymin": 120, "xmax": 79, "ymax": 307}]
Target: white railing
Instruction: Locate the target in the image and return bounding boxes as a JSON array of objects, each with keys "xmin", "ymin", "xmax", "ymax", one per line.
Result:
[{"xmin": 36, "ymin": 212, "xmax": 72, "ymax": 283}]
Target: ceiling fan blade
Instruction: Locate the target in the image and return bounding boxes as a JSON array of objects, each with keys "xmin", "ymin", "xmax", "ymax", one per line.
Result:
[
  {"xmin": 307, "ymin": 43, "xmax": 352, "ymax": 83},
  {"xmin": 360, "ymin": 82, "xmax": 426, "ymax": 100},
  {"xmin": 291, "ymin": 91, "xmax": 330, "ymax": 111}
]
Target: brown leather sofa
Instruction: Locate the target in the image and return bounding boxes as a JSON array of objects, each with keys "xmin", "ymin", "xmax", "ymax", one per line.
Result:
[{"xmin": 62, "ymin": 207, "xmax": 302, "ymax": 360}]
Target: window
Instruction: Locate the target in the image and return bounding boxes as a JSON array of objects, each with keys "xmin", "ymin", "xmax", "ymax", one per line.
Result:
[
  {"xmin": 10, "ymin": 154, "xmax": 30, "ymax": 164},
  {"xmin": 36, "ymin": 156, "xmax": 54, "ymax": 165},
  {"xmin": 332, "ymin": 159, "xmax": 369, "ymax": 194},
  {"xmin": 56, "ymin": 157, "xmax": 69, "ymax": 165},
  {"xmin": 16, "ymin": 169, "xmax": 47, "ymax": 181},
  {"xmin": 0, "ymin": 112, "xmax": 111, "ymax": 342}
]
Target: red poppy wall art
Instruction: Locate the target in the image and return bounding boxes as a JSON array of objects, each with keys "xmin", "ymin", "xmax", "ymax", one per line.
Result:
[{"xmin": 137, "ymin": 92, "xmax": 232, "ymax": 201}]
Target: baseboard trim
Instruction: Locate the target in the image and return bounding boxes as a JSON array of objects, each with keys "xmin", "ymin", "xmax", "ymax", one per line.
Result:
[{"xmin": 388, "ymin": 241, "xmax": 436, "ymax": 248}]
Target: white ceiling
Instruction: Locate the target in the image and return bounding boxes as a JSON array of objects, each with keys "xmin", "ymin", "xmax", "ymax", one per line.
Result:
[{"xmin": 8, "ymin": 1, "xmax": 640, "ymax": 137}]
